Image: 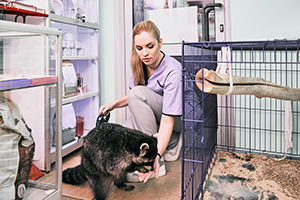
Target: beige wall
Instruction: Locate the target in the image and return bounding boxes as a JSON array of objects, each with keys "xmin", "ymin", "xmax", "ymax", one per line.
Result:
[{"xmin": 99, "ymin": 0, "xmax": 132, "ymax": 124}]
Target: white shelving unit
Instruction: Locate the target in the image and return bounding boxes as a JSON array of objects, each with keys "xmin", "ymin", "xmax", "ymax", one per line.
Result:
[
  {"xmin": 43, "ymin": 0, "xmax": 100, "ymax": 171},
  {"xmin": 0, "ymin": 20, "xmax": 62, "ymax": 200}
]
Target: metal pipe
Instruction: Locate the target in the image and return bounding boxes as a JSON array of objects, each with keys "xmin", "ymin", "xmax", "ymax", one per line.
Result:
[{"xmin": 201, "ymin": 3, "xmax": 222, "ymax": 41}]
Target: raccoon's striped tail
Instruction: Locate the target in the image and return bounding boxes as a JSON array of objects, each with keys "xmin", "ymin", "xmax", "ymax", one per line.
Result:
[{"xmin": 62, "ymin": 165, "xmax": 87, "ymax": 185}]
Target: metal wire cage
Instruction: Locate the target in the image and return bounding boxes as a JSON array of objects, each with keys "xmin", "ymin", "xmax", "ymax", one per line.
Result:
[{"xmin": 181, "ymin": 40, "xmax": 300, "ymax": 200}]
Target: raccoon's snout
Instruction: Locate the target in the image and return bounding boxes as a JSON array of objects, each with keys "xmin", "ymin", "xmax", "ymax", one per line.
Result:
[
  {"xmin": 142, "ymin": 160, "xmax": 155, "ymax": 171},
  {"xmin": 144, "ymin": 165, "xmax": 154, "ymax": 171}
]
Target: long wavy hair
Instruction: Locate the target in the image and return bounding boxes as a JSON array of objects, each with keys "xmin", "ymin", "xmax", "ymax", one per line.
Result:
[{"xmin": 131, "ymin": 20, "xmax": 161, "ymax": 86}]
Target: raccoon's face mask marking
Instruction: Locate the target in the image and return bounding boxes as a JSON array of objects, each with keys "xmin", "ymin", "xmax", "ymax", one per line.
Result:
[
  {"xmin": 134, "ymin": 160, "xmax": 155, "ymax": 172},
  {"xmin": 132, "ymin": 142, "xmax": 156, "ymax": 166},
  {"xmin": 140, "ymin": 143, "xmax": 155, "ymax": 171},
  {"xmin": 139, "ymin": 143, "xmax": 155, "ymax": 163}
]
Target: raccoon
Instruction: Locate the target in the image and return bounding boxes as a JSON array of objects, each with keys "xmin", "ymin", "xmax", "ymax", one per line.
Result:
[{"xmin": 62, "ymin": 122, "xmax": 158, "ymax": 200}]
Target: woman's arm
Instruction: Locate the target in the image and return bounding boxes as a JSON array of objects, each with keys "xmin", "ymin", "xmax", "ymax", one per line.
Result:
[
  {"xmin": 99, "ymin": 94, "xmax": 129, "ymax": 115},
  {"xmin": 138, "ymin": 114, "xmax": 175, "ymax": 183},
  {"xmin": 157, "ymin": 114, "xmax": 175, "ymax": 159}
]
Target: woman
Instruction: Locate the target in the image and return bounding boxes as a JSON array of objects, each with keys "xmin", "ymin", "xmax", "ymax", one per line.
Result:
[{"xmin": 99, "ymin": 20, "xmax": 182, "ymax": 183}]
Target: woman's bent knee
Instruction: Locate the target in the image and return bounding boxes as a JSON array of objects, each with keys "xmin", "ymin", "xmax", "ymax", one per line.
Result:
[{"xmin": 128, "ymin": 86, "xmax": 149, "ymax": 105}]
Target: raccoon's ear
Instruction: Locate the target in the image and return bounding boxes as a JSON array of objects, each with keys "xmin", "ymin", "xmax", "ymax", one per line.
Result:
[{"xmin": 140, "ymin": 143, "xmax": 149, "ymax": 156}]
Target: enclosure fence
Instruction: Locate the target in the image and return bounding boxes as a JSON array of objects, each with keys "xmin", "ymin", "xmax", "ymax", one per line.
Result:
[{"xmin": 181, "ymin": 40, "xmax": 300, "ymax": 200}]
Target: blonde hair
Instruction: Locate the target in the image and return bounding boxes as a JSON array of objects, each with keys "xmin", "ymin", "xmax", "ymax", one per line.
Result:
[{"xmin": 131, "ymin": 20, "xmax": 161, "ymax": 85}]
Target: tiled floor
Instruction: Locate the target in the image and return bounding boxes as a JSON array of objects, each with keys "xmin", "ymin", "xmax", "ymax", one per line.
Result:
[{"xmin": 37, "ymin": 148, "xmax": 181, "ymax": 200}]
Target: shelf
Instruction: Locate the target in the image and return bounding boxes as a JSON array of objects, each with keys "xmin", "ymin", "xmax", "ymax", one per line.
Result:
[
  {"xmin": 50, "ymin": 137, "xmax": 83, "ymax": 154},
  {"xmin": 50, "ymin": 14, "xmax": 99, "ymax": 30},
  {"xmin": 0, "ymin": 4, "xmax": 48, "ymax": 18},
  {"xmin": 0, "ymin": 75, "xmax": 57, "ymax": 91},
  {"xmin": 50, "ymin": 91, "xmax": 99, "ymax": 107},
  {"xmin": 49, "ymin": 128, "xmax": 90, "ymax": 165},
  {"xmin": 0, "ymin": 20, "xmax": 59, "ymax": 35},
  {"xmin": 63, "ymin": 56, "xmax": 98, "ymax": 60},
  {"xmin": 51, "ymin": 55, "xmax": 98, "ymax": 60},
  {"xmin": 49, "ymin": 136, "xmax": 85, "ymax": 165},
  {"xmin": 62, "ymin": 91, "xmax": 98, "ymax": 104},
  {"xmin": 25, "ymin": 181, "xmax": 56, "ymax": 200}
]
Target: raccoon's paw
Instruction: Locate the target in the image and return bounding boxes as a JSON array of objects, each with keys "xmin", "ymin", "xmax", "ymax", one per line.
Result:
[
  {"xmin": 62, "ymin": 169, "xmax": 73, "ymax": 184},
  {"xmin": 117, "ymin": 184, "xmax": 135, "ymax": 191},
  {"xmin": 62, "ymin": 166, "xmax": 86, "ymax": 185}
]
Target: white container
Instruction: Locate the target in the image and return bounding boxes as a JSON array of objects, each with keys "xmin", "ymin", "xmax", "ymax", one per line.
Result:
[
  {"xmin": 62, "ymin": 40, "xmax": 67, "ymax": 48},
  {"xmin": 71, "ymin": 48, "xmax": 77, "ymax": 56},
  {"xmin": 77, "ymin": 48, "xmax": 84, "ymax": 56},
  {"xmin": 63, "ymin": 32, "xmax": 73, "ymax": 41},
  {"xmin": 67, "ymin": 40, "xmax": 73, "ymax": 48},
  {"xmin": 62, "ymin": 48, "xmax": 71, "ymax": 56},
  {"xmin": 74, "ymin": 41, "xmax": 81, "ymax": 48}
]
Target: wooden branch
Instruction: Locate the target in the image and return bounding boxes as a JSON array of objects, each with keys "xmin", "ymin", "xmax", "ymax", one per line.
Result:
[{"xmin": 195, "ymin": 68, "xmax": 300, "ymax": 101}]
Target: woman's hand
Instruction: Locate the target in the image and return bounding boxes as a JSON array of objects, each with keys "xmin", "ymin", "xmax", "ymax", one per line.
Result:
[
  {"xmin": 99, "ymin": 94, "xmax": 129, "ymax": 115},
  {"xmin": 98, "ymin": 102, "xmax": 114, "ymax": 115},
  {"xmin": 138, "ymin": 156, "xmax": 160, "ymax": 183}
]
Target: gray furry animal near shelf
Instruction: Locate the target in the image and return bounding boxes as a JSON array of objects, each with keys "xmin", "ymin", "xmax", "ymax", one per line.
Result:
[{"xmin": 62, "ymin": 122, "xmax": 158, "ymax": 200}]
